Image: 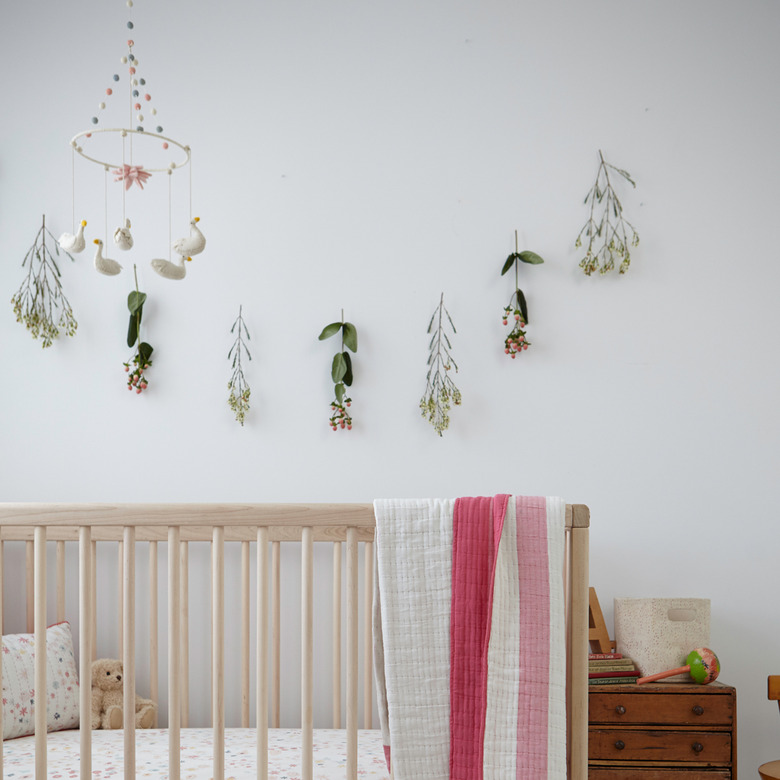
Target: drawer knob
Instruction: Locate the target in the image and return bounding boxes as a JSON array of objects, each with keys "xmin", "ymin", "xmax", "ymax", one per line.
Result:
[
  {"xmin": 614, "ymin": 740, "xmax": 626, "ymax": 751},
  {"xmin": 692, "ymin": 704, "xmax": 704, "ymax": 716},
  {"xmin": 692, "ymin": 742, "xmax": 704, "ymax": 754},
  {"xmin": 615, "ymin": 705, "xmax": 626, "ymax": 715}
]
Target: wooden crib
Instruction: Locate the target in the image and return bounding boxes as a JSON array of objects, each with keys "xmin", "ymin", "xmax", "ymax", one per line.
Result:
[{"xmin": 0, "ymin": 502, "xmax": 590, "ymax": 779}]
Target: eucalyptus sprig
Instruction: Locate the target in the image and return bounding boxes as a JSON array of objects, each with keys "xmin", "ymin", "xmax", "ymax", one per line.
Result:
[
  {"xmin": 11, "ymin": 215, "xmax": 78, "ymax": 348},
  {"xmin": 420, "ymin": 293, "xmax": 461, "ymax": 436},
  {"xmin": 500, "ymin": 231, "xmax": 544, "ymax": 358},
  {"xmin": 123, "ymin": 265, "xmax": 153, "ymax": 394},
  {"xmin": 576, "ymin": 150, "xmax": 640, "ymax": 275},
  {"xmin": 318, "ymin": 312, "xmax": 358, "ymax": 431},
  {"xmin": 227, "ymin": 305, "xmax": 252, "ymax": 426}
]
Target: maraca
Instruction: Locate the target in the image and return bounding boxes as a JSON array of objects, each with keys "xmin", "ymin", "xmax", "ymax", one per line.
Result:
[{"xmin": 636, "ymin": 647, "xmax": 720, "ymax": 685}]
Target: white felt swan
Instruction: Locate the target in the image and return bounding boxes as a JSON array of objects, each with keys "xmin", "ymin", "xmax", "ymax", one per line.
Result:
[
  {"xmin": 93, "ymin": 239, "xmax": 123, "ymax": 276},
  {"xmin": 172, "ymin": 217, "xmax": 205, "ymax": 257},
  {"xmin": 58, "ymin": 220, "xmax": 87, "ymax": 253},
  {"xmin": 151, "ymin": 255, "xmax": 190, "ymax": 280},
  {"xmin": 113, "ymin": 218, "xmax": 134, "ymax": 251}
]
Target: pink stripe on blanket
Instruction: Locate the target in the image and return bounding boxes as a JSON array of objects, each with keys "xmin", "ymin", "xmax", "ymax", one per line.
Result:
[
  {"xmin": 450, "ymin": 494, "xmax": 509, "ymax": 780},
  {"xmin": 515, "ymin": 496, "xmax": 550, "ymax": 779}
]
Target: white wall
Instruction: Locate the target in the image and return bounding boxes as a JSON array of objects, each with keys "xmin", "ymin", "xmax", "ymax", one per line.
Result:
[{"xmin": 2, "ymin": 0, "xmax": 779, "ymax": 773}]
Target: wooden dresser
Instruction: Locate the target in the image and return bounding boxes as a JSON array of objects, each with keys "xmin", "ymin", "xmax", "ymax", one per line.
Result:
[{"xmin": 588, "ymin": 681, "xmax": 737, "ymax": 779}]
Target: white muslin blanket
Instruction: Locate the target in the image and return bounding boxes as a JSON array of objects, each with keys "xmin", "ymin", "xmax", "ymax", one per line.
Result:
[{"xmin": 373, "ymin": 495, "xmax": 566, "ymax": 780}]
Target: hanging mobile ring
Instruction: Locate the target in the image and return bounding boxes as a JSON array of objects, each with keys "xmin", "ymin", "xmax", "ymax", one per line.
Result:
[{"xmin": 70, "ymin": 128, "xmax": 190, "ymax": 172}]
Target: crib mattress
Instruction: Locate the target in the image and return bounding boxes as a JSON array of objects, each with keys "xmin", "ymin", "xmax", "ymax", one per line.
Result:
[{"xmin": 2, "ymin": 727, "xmax": 388, "ymax": 778}]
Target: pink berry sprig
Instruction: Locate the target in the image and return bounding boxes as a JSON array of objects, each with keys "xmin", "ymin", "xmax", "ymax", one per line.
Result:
[
  {"xmin": 123, "ymin": 350, "xmax": 152, "ymax": 393},
  {"xmin": 329, "ymin": 398, "xmax": 353, "ymax": 431},
  {"xmin": 500, "ymin": 231, "xmax": 544, "ymax": 359},
  {"xmin": 125, "ymin": 265, "xmax": 154, "ymax": 394},
  {"xmin": 318, "ymin": 312, "xmax": 358, "ymax": 432},
  {"xmin": 502, "ymin": 306, "xmax": 530, "ymax": 358}
]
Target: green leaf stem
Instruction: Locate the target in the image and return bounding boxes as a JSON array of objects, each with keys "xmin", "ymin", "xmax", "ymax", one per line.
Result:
[
  {"xmin": 331, "ymin": 352, "xmax": 347, "ymax": 383},
  {"xmin": 318, "ymin": 322, "xmax": 342, "ymax": 340},
  {"xmin": 342, "ymin": 322, "xmax": 358, "ymax": 352},
  {"xmin": 518, "ymin": 251, "xmax": 544, "ymax": 265}
]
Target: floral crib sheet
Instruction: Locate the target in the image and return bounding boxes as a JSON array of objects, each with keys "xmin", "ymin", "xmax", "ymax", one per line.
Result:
[{"xmin": 2, "ymin": 727, "xmax": 388, "ymax": 779}]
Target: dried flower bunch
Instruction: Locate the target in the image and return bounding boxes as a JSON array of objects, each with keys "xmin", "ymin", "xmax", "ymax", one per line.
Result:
[
  {"xmin": 576, "ymin": 150, "xmax": 639, "ymax": 275},
  {"xmin": 227, "ymin": 305, "xmax": 252, "ymax": 426},
  {"xmin": 420, "ymin": 293, "xmax": 461, "ymax": 436},
  {"xmin": 123, "ymin": 266, "xmax": 153, "ymax": 394},
  {"xmin": 11, "ymin": 215, "xmax": 78, "ymax": 348},
  {"xmin": 501, "ymin": 231, "xmax": 544, "ymax": 358},
  {"xmin": 318, "ymin": 313, "xmax": 357, "ymax": 431}
]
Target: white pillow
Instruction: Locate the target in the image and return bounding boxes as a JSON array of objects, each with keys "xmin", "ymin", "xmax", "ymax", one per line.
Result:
[{"xmin": 2, "ymin": 622, "xmax": 80, "ymax": 740}]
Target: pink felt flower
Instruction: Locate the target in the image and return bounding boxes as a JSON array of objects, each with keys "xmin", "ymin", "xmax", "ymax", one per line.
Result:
[{"xmin": 112, "ymin": 164, "xmax": 151, "ymax": 191}]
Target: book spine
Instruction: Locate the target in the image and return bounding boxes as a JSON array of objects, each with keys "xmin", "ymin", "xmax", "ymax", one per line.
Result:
[
  {"xmin": 588, "ymin": 670, "xmax": 641, "ymax": 679},
  {"xmin": 588, "ymin": 653, "xmax": 623, "ymax": 660},
  {"xmin": 588, "ymin": 662, "xmax": 636, "ymax": 672},
  {"xmin": 588, "ymin": 676, "xmax": 638, "ymax": 685}
]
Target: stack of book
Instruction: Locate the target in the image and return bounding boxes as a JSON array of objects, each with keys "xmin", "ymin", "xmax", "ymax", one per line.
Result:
[{"xmin": 588, "ymin": 652, "xmax": 640, "ymax": 685}]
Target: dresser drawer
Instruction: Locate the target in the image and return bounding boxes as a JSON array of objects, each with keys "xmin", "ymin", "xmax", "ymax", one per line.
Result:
[
  {"xmin": 589, "ymin": 770, "xmax": 732, "ymax": 779},
  {"xmin": 589, "ymin": 691, "xmax": 734, "ymax": 726},
  {"xmin": 589, "ymin": 728, "xmax": 732, "ymax": 763}
]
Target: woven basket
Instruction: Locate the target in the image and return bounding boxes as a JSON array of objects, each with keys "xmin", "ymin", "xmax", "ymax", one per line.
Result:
[{"xmin": 614, "ymin": 598, "xmax": 710, "ymax": 680}]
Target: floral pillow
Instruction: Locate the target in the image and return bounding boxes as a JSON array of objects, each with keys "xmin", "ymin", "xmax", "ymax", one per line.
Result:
[{"xmin": 2, "ymin": 621, "xmax": 80, "ymax": 740}]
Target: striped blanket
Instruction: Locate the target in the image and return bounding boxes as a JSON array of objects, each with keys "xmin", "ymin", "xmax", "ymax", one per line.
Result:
[{"xmin": 373, "ymin": 496, "xmax": 566, "ymax": 780}]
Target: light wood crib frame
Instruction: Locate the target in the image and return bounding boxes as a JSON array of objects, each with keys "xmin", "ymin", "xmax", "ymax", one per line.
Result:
[{"xmin": 0, "ymin": 502, "xmax": 590, "ymax": 780}]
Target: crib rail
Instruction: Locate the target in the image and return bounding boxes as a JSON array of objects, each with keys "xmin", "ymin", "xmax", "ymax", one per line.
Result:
[{"xmin": 0, "ymin": 502, "xmax": 590, "ymax": 780}]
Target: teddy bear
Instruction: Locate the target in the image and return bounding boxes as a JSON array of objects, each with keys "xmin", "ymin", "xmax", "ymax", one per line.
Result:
[{"xmin": 91, "ymin": 658, "xmax": 157, "ymax": 730}]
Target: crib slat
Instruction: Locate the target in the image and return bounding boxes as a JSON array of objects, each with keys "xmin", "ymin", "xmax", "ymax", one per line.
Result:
[
  {"xmin": 91, "ymin": 540, "xmax": 97, "ymax": 660},
  {"xmin": 363, "ymin": 540, "xmax": 373, "ymax": 729},
  {"xmin": 149, "ymin": 540, "xmax": 159, "ymax": 727},
  {"xmin": 79, "ymin": 527, "xmax": 92, "ymax": 780},
  {"xmin": 256, "ymin": 527, "xmax": 269, "ymax": 780},
  {"xmin": 180, "ymin": 540, "xmax": 189, "ymax": 728},
  {"xmin": 271, "ymin": 540, "xmax": 280, "ymax": 728},
  {"xmin": 346, "ymin": 527, "xmax": 358, "ymax": 780},
  {"xmin": 301, "ymin": 527, "xmax": 313, "ymax": 780},
  {"xmin": 56, "ymin": 540, "xmax": 66, "ymax": 623},
  {"xmin": 168, "ymin": 526, "xmax": 181, "ymax": 780},
  {"xmin": 34, "ymin": 527, "xmax": 46, "ymax": 780},
  {"xmin": 569, "ymin": 526, "xmax": 589, "ymax": 780},
  {"xmin": 26, "ymin": 540, "xmax": 33, "ymax": 634},
  {"xmin": 332, "ymin": 540, "xmax": 341, "ymax": 728},
  {"xmin": 241, "ymin": 539, "xmax": 250, "ymax": 727},
  {"xmin": 123, "ymin": 527, "xmax": 136, "ymax": 777},
  {"xmin": 118, "ymin": 540, "xmax": 124, "ymax": 656},
  {"xmin": 213, "ymin": 526, "xmax": 225, "ymax": 780},
  {"xmin": 0, "ymin": 538, "xmax": 4, "ymax": 777}
]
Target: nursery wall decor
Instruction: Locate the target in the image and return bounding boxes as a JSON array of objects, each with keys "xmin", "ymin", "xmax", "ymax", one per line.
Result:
[
  {"xmin": 67, "ymin": 0, "xmax": 201, "ymax": 281},
  {"xmin": 11, "ymin": 215, "xmax": 78, "ymax": 348},
  {"xmin": 123, "ymin": 266, "xmax": 153, "ymax": 394},
  {"xmin": 576, "ymin": 150, "xmax": 640, "ymax": 276},
  {"xmin": 501, "ymin": 231, "xmax": 544, "ymax": 358},
  {"xmin": 227, "ymin": 306, "xmax": 252, "ymax": 426},
  {"xmin": 420, "ymin": 292, "xmax": 461, "ymax": 436},
  {"xmin": 318, "ymin": 313, "xmax": 358, "ymax": 431}
]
